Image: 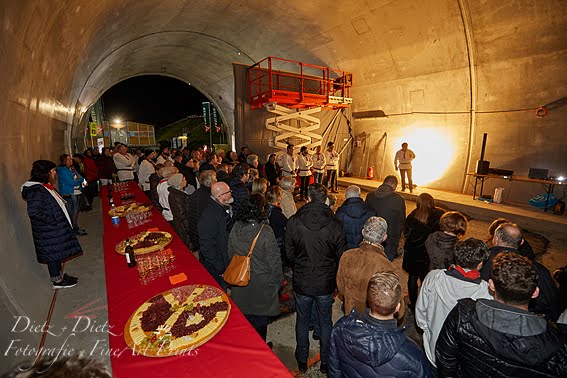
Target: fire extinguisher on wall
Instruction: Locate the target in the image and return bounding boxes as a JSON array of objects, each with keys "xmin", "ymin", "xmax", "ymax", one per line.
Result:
[{"xmin": 367, "ymin": 166, "xmax": 374, "ymax": 180}]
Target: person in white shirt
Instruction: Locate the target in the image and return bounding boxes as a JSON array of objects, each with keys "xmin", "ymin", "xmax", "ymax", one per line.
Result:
[
  {"xmin": 157, "ymin": 166, "xmax": 179, "ymax": 222},
  {"xmin": 279, "ymin": 144, "xmax": 297, "ymax": 178},
  {"xmin": 297, "ymin": 146, "xmax": 313, "ymax": 201},
  {"xmin": 312, "ymin": 145, "xmax": 326, "ymax": 184},
  {"xmin": 394, "ymin": 142, "xmax": 416, "ymax": 192},
  {"xmin": 415, "ymin": 238, "xmax": 492, "ymax": 367},
  {"xmin": 113, "ymin": 144, "xmax": 136, "ymax": 182},
  {"xmin": 138, "ymin": 149, "xmax": 156, "ymax": 195},
  {"xmin": 323, "ymin": 142, "xmax": 339, "ymax": 193},
  {"xmin": 156, "ymin": 147, "xmax": 174, "ymax": 165}
]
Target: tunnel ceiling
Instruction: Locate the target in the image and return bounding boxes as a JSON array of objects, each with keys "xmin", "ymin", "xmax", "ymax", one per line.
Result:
[{"xmin": 2, "ymin": 0, "xmax": 565, "ymax": 138}]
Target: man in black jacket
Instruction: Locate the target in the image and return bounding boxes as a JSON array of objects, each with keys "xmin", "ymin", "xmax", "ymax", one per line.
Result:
[
  {"xmin": 187, "ymin": 170, "xmax": 216, "ymax": 252},
  {"xmin": 229, "ymin": 163, "xmax": 250, "ymax": 215},
  {"xmin": 329, "ymin": 271, "xmax": 431, "ymax": 377},
  {"xmin": 481, "ymin": 223, "xmax": 559, "ymax": 320},
  {"xmin": 197, "ymin": 181, "xmax": 234, "ymax": 291},
  {"xmin": 436, "ymin": 252, "xmax": 567, "ymax": 377},
  {"xmin": 365, "ymin": 175, "xmax": 405, "ymax": 261},
  {"xmin": 286, "ymin": 183, "xmax": 348, "ymax": 373}
]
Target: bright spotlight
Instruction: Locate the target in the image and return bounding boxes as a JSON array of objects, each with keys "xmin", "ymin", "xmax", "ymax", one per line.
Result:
[
  {"xmin": 394, "ymin": 124, "xmax": 456, "ymax": 186},
  {"xmin": 114, "ymin": 118, "xmax": 122, "ymax": 124},
  {"xmin": 558, "ymin": 176, "xmax": 565, "ymax": 182}
]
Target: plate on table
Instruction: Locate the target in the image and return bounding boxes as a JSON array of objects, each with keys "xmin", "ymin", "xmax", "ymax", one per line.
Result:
[
  {"xmin": 115, "ymin": 231, "xmax": 173, "ymax": 255},
  {"xmin": 124, "ymin": 285, "xmax": 231, "ymax": 357},
  {"xmin": 108, "ymin": 203, "xmax": 151, "ymax": 217}
]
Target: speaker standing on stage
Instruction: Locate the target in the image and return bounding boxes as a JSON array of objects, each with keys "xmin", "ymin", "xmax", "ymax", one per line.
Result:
[{"xmin": 394, "ymin": 142, "xmax": 415, "ymax": 193}]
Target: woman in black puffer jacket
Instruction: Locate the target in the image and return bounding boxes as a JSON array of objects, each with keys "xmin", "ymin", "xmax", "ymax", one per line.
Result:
[{"xmin": 21, "ymin": 160, "xmax": 82, "ymax": 289}]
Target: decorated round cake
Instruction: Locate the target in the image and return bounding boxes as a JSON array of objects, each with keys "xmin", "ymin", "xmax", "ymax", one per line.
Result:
[
  {"xmin": 124, "ymin": 285, "xmax": 230, "ymax": 357},
  {"xmin": 115, "ymin": 231, "xmax": 173, "ymax": 255}
]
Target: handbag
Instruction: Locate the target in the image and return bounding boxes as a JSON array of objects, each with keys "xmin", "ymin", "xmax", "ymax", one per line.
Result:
[{"xmin": 224, "ymin": 224, "xmax": 264, "ymax": 287}]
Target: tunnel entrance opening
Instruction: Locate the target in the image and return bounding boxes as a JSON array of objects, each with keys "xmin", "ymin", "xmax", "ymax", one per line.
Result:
[{"xmin": 76, "ymin": 75, "xmax": 228, "ymax": 153}]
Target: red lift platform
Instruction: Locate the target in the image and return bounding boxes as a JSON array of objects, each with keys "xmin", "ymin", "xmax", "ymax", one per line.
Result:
[{"xmin": 248, "ymin": 57, "xmax": 353, "ymax": 110}]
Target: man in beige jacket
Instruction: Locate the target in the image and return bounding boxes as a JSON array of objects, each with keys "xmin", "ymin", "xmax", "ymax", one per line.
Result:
[{"xmin": 337, "ymin": 216, "xmax": 406, "ymax": 320}]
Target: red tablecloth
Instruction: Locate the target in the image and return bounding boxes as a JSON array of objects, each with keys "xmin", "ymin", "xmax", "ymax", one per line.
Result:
[{"xmin": 102, "ymin": 182, "xmax": 291, "ymax": 377}]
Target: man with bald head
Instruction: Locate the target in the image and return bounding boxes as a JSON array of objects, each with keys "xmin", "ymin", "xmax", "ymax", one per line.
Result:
[
  {"xmin": 480, "ymin": 223, "xmax": 523, "ymax": 280},
  {"xmin": 481, "ymin": 222, "xmax": 559, "ymax": 320},
  {"xmin": 197, "ymin": 181, "xmax": 235, "ymax": 291}
]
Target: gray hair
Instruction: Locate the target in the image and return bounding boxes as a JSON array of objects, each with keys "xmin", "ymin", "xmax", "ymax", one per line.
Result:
[
  {"xmin": 363, "ymin": 217, "xmax": 388, "ymax": 244},
  {"xmin": 199, "ymin": 170, "xmax": 217, "ymax": 188},
  {"xmin": 246, "ymin": 154, "xmax": 259, "ymax": 165},
  {"xmin": 345, "ymin": 185, "xmax": 361, "ymax": 199},
  {"xmin": 280, "ymin": 176, "xmax": 296, "ymax": 191}
]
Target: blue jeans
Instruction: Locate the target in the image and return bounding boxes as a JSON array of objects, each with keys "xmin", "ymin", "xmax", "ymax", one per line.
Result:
[
  {"xmin": 64, "ymin": 194, "xmax": 79, "ymax": 231},
  {"xmin": 294, "ymin": 292, "xmax": 333, "ymax": 365},
  {"xmin": 310, "ymin": 306, "xmax": 320, "ymax": 337}
]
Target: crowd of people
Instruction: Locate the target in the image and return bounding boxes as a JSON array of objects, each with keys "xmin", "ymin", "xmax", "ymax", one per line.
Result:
[{"xmin": 21, "ymin": 142, "xmax": 567, "ymax": 377}]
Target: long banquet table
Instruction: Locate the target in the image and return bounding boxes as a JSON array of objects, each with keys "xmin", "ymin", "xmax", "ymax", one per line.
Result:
[{"xmin": 102, "ymin": 182, "xmax": 291, "ymax": 377}]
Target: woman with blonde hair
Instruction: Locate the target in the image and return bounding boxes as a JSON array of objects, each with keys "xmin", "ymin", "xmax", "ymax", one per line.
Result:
[
  {"xmin": 279, "ymin": 176, "xmax": 297, "ymax": 218},
  {"xmin": 402, "ymin": 193, "xmax": 445, "ymax": 308},
  {"xmin": 252, "ymin": 177, "xmax": 268, "ymax": 194}
]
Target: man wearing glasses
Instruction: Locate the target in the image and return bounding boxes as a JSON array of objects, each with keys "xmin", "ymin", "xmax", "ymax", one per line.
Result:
[{"xmin": 198, "ymin": 182, "xmax": 235, "ymax": 291}]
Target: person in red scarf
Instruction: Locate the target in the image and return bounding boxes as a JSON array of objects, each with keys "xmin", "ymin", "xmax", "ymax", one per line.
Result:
[{"xmin": 415, "ymin": 238, "xmax": 491, "ymax": 370}]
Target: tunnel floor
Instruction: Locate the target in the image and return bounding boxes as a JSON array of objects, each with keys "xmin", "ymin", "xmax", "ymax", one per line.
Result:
[{"xmin": 34, "ymin": 185, "xmax": 567, "ymax": 377}]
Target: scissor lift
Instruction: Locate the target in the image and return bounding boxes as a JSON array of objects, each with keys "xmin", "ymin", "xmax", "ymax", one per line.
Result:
[{"xmin": 248, "ymin": 57, "xmax": 352, "ymax": 150}]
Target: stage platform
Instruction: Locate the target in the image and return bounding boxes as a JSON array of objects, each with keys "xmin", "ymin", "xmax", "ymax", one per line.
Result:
[{"xmin": 337, "ymin": 177, "xmax": 567, "ymax": 241}]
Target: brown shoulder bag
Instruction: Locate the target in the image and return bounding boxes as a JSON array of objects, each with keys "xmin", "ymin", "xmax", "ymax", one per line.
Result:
[{"xmin": 223, "ymin": 224, "xmax": 264, "ymax": 287}]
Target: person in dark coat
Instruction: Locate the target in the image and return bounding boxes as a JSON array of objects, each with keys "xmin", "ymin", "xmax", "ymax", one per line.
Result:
[
  {"xmin": 425, "ymin": 211, "xmax": 467, "ymax": 271},
  {"xmin": 486, "ymin": 217, "xmax": 536, "ymax": 260},
  {"xmin": 199, "ymin": 153, "xmax": 217, "ymax": 173},
  {"xmin": 286, "ymin": 183, "xmax": 348, "ymax": 373},
  {"xmin": 265, "ymin": 185, "xmax": 288, "ymax": 267},
  {"xmin": 197, "ymin": 181, "xmax": 234, "ymax": 291},
  {"xmin": 21, "ymin": 160, "xmax": 82, "ymax": 289},
  {"xmin": 329, "ymin": 271, "xmax": 431, "ymax": 378},
  {"xmin": 264, "ymin": 153, "xmax": 281, "ymax": 186},
  {"xmin": 167, "ymin": 174, "xmax": 192, "ymax": 248},
  {"xmin": 365, "ymin": 175, "xmax": 405, "ymax": 261},
  {"xmin": 228, "ymin": 194, "xmax": 283, "ymax": 342},
  {"xmin": 480, "ymin": 223, "xmax": 560, "ymax": 321},
  {"xmin": 436, "ymin": 252, "xmax": 567, "ymax": 377},
  {"xmin": 335, "ymin": 185, "xmax": 377, "ymax": 249},
  {"xmin": 402, "ymin": 193, "xmax": 445, "ymax": 307},
  {"xmin": 175, "ymin": 156, "xmax": 198, "ymax": 191},
  {"xmin": 238, "ymin": 146, "xmax": 249, "ymax": 163},
  {"xmin": 229, "ymin": 163, "xmax": 250, "ymax": 215},
  {"xmin": 187, "ymin": 170, "xmax": 216, "ymax": 252},
  {"xmin": 96, "ymin": 147, "xmax": 117, "ymax": 185}
]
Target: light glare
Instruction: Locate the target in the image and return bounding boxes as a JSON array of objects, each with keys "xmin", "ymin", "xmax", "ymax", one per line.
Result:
[{"xmin": 394, "ymin": 125, "xmax": 456, "ymax": 186}]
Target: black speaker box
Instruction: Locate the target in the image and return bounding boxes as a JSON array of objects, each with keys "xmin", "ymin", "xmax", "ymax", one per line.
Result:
[{"xmin": 476, "ymin": 160, "xmax": 490, "ymax": 174}]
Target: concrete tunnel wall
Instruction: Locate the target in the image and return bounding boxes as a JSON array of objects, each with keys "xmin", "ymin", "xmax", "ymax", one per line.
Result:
[{"xmin": 0, "ymin": 0, "xmax": 565, "ymax": 368}]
